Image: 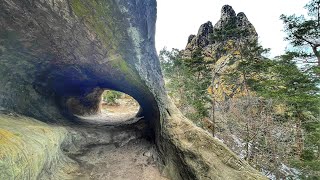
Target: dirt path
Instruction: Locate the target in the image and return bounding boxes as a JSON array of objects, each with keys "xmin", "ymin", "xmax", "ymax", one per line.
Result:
[
  {"xmin": 67, "ymin": 98, "xmax": 168, "ymax": 180},
  {"xmin": 76, "ymin": 110, "xmax": 142, "ymax": 126},
  {"xmin": 76, "ymin": 98, "xmax": 141, "ymax": 126},
  {"xmin": 71, "ymin": 138, "xmax": 167, "ymax": 180}
]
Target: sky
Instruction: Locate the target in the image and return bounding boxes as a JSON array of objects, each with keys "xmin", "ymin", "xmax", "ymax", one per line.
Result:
[{"xmin": 155, "ymin": 0, "xmax": 309, "ymax": 58}]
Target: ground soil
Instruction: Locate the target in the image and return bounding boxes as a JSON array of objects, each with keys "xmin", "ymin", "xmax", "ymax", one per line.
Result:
[
  {"xmin": 77, "ymin": 98, "xmax": 141, "ymax": 126},
  {"xmin": 71, "ymin": 138, "xmax": 167, "ymax": 180},
  {"xmin": 70, "ymin": 97, "xmax": 168, "ymax": 180}
]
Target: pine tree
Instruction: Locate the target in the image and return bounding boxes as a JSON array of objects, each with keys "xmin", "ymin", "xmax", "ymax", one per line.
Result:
[
  {"xmin": 281, "ymin": 0, "xmax": 320, "ymax": 67},
  {"xmin": 255, "ymin": 53, "xmax": 320, "ymax": 160},
  {"xmin": 159, "ymin": 48, "xmax": 211, "ymax": 124}
]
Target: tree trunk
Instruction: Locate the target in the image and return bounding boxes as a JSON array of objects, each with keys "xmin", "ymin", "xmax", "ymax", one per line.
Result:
[
  {"xmin": 245, "ymin": 119, "xmax": 250, "ymax": 161},
  {"xmin": 317, "ymin": 144, "xmax": 320, "ymax": 159},
  {"xmin": 211, "ymin": 67, "xmax": 216, "ymax": 137},
  {"xmin": 242, "ymin": 73, "xmax": 250, "ymax": 96},
  {"xmin": 212, "ymin": 93, "xmax": 215, "ymax": 137},
  {"xmin": 317, "ymin": 1, "xmax": 320, "ymax": 37},
  {"xmin": 312, "ymin": 46, "xmax": 320, "ymax": 66},
  {"xmin": 295, "ymin": 113, "xmax": 304, "ymax": 159}
]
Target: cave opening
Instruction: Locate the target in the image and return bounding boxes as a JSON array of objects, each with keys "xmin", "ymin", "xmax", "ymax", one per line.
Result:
[
  {"xmin": 48, "ymin": 65, "xmax": 162, "ymax": 142},
  {"xmin": 60, "ymin": 88, "xmax": 162, "ymax": 179},
  {"xmin": 66, "ymin": 88, "xmax": 142, "ymax": 126}
]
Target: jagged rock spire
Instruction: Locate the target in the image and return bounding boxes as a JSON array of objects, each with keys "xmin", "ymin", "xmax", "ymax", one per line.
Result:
[
  {"xmin": 214, "ymin": 5, "xmax": 237, "ymax": 29},
  {"xmin": 221, "ymin": 5, "xmax": 236, "ymax": 21},
  {"xmin": 184, "ymin": 5, "xmax": 258, "ymax": 56},
  {"xmin": 195, "ymin": 21, "xmax": 214, "ymax": 48},
  {"xmin": 197, "ymin": 21, "xmax": 213, "ymax": 36}
]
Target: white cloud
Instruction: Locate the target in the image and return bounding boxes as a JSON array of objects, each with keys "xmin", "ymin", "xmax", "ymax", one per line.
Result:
[{"xmin": 155, "ymin": 0, "xmax": 309, "ymax": 57}]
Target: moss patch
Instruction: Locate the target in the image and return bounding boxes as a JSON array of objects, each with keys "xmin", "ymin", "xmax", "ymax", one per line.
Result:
[
  {"xmin": 0, "ymin": 114, "xmax": 75, "ymax": 179},
  {"xmin": 71, "ymin": 0, "xmax": 146, "ymax": 89}
]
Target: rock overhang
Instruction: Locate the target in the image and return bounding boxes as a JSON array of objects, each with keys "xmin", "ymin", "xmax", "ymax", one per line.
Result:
[
  {"xmin": 0, "ymin": 1, "xmax": 267, "ymax": 179},
  {"xmin": 0, "ymin": 0, "xmax": 160, "ymax": 128}
]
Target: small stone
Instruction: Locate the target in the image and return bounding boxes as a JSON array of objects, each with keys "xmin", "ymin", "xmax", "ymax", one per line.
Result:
[{"xmin": 143, "ymin": 151, "xmax": 152, "ymax": 157}]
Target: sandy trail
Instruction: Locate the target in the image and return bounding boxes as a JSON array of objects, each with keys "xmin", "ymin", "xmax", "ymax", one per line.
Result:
[
  {"xmin": 71, "ymin": 138, "xmax": 167, "ymax": 180},
  {"xmin": 76, "ymin": 98, "xmax": 141, "ymax": 126},
  {"xmin": 68, "ymin": 98, "xmax": 168, "ymax": 180}
]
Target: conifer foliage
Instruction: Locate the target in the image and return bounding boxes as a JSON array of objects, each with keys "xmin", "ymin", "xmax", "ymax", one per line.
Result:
[{"xmin": 160, "ymin": 0, "xmax": 320, "ymax": 178}]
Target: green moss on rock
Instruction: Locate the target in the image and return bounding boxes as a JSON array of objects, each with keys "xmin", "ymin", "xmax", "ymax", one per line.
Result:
[
  {"xmin": 0, "ymin": 114, "xmax": 76, "ymax": 180},
  {"xmin": 71, "ymin": 0, "xmax": 146, "ymax": 89}
]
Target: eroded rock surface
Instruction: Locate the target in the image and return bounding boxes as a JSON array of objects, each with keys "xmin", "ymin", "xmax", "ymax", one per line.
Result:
[
  {"xmin": 0, "ymin": 1, "xmax": 266, "ymax": 179},
  {"xmin": 184, "ymin": 5, "xmax": 258, "ymax": 59}
]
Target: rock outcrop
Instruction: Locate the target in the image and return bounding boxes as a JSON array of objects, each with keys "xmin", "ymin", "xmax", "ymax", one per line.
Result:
[
  {"xmin": 184, "ymin": 5, "xmax": 258, "ymax": 58},
  {"xmin": 0, "ymin": 1, "xmax": 265, "ymax": 179},
  {"xmin": 182, "ymin": 5, "xmax": 261, "ymax": 102}
]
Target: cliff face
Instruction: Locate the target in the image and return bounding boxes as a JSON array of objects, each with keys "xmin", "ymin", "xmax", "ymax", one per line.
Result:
[
  {"xmin": 0, "ymin": 1, "xmax": 265, "ymax": 179},
  {"xmin": 182, "ymin": 5, "xmax": 260, "ymax": 102}
]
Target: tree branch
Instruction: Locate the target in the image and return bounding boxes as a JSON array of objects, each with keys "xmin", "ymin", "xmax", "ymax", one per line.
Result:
[{"xmin": 294, "ymin": 34, "xmax": 320, "ymax": 47}]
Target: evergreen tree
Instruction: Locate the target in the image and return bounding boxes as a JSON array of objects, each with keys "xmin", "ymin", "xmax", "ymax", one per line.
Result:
[
  {"xmin": 159, "ymin": 48, "xmax": 211, "ymax": 123},
  {"xmin": 256, "ymin": 53, "xmax": 320, "ymax": 165},
  {"xmin": 281, "ymin": 0, "xmax": 320, "ymax": 68}
]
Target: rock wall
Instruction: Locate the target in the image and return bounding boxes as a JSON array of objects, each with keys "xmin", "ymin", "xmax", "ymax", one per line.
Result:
[
  {"xmin": 0, "ymin": 1, "xmax": 266, "ymax": 179},
  {"xmin": 0, "ymin": 0, "xmax": 159, "ymax": 124}
]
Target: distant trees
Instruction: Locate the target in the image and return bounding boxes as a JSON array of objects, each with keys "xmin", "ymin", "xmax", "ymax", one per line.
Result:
[
  {"xmin": 102, "ymin": 90, "xmax": 122, "ymax": 105},
  {"xmin": 159, "ymin": 48, "xmax": 211, "ymax": 123},
  {"xmin": 257, "ymin": 54, "xmax": 319, "ymax": 158}
]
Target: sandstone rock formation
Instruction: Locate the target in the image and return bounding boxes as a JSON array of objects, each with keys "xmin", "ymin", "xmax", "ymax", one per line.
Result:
[
  {"xmin": 184, "ymin": 5, "xmax": 258, "ymax": 59},
  {"xmin": 0, "ymin": 1, "xmax": 266, "ymax": 179},
  {"xmin": 182, "ymin": 5, "xmax": 261, "ymax": 102}
]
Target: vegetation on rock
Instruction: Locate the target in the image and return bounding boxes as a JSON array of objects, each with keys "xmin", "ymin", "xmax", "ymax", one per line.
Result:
[{"xmin": 160, "ymin": 2, "xmax": 320, "ymax": 179}]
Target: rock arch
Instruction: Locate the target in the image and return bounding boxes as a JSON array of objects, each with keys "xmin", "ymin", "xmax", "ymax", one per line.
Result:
[{"xmin": 0, "ymin": 0, "xmax": 266, "ymax": 179}]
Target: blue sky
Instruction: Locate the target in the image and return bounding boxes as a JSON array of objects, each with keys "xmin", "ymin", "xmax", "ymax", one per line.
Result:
[{"xmin": 155, "ymin": 0, "xmax": 309, "ymax": 57}]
